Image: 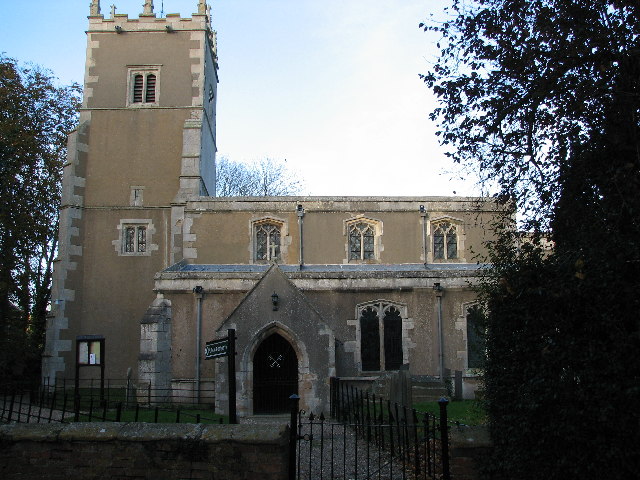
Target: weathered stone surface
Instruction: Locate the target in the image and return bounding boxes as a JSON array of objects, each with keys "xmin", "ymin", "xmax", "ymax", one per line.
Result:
[{"xmin": 0, "ymin": 422, "xmax": 289, "ymax": 480}]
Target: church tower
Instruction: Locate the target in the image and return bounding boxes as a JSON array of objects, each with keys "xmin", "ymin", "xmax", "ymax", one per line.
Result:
[{"xmin": 42, "ymin": 0, "xmax": 218, "ymax": 382}]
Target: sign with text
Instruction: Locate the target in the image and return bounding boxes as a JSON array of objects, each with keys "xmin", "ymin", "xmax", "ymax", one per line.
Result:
[{"xmin": 205, "ymin": 338, "xmax": 229, "ymax": 359}]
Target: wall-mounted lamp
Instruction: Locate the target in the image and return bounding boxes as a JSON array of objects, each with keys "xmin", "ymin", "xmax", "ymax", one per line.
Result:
[
  {"xmin": 165, "ymin": 25, "xmax": 174, "ymax": 33},
  {"xmin": 297, "ymin": 204, "xmax": 305, "ymax": 216},
  {"xmin": 271, "ymin": 292, "xmax": 279, "ymax": 311},
  {"xmin": 419, "ymin": 205, "xmax": 426, "ymax": 214},
  {"xmin": 115, "ymin": 25, "xmax": 123, "ymax": 33},
  {"xmin": 193, "ymin": 286, "xmax": 204, "ymax": 294},
  {"xmin": 433, "ymin": 282, "xmax": 443, "ymax": 293}
]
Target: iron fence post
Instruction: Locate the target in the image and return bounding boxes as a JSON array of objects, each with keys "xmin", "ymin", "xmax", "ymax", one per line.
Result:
[
  {"xmin": 439, "ymin": 397, "xmax": 450, "ymax": 480},
  {"xmin": 288, "ymin": 394, "xmax": 300, "ymax": 480}
]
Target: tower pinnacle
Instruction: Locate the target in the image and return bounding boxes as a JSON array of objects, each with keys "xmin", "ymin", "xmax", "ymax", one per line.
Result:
[
  {"xmin": 90, "ymin": 0, "xmax": 101, "ymax": 16},
  {"xmin": 142, "ymin": 0, "xmax": 154, "ymax": 16}
]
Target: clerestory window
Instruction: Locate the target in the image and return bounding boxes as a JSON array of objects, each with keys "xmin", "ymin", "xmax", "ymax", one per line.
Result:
[
  {"xmin": 349, "ymin": 223, "xmax": 375, "ymax": 261},
  {"xmin": 255, "ymin": 223, "xmax": 281, "ymax": 262},
  {"xmin": 433, "ymin": 222, "xmax": 458, "ymax": 260}
]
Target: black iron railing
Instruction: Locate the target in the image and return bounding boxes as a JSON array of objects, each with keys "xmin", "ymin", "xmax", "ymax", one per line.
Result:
[
  {"xmin": 1, "ymin": 379, "xmax": 225, "ymax": 424},
  {"xmin": 289, "ymin": 378, "xmax": 451, "ymax": 480}
]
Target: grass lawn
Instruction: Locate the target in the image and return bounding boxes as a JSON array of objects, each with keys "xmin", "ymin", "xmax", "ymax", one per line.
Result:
[
  {"xmin": 413, "ymin": 400, "xmax": 486, "ymax": 426},
  {"xmin": 76, "ymin": 406, "xmax": 227, "ymax": 424}
]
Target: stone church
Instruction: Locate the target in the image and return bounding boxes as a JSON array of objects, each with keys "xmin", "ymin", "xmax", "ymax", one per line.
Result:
[{"xmin": 43, "ymin": 0, "xmax": 499, "ymax": 417}]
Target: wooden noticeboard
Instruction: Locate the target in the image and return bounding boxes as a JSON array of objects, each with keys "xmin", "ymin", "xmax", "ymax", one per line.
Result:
[{"xmin": 205, "ymin": 329, "xmax": 236, "ymax": 424}]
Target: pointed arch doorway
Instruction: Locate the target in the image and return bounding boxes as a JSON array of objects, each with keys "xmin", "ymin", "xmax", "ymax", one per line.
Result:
[{"xmin": 253, "ymin": 333, "xmax": 299, "ymax": 414}]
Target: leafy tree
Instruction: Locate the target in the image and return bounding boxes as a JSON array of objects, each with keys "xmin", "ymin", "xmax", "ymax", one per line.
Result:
[
  {"xmin": 215, "ymin": 156, "xmax": 303, "ymax": 196},
  {"xmin": 0, "ymin": 56, "xmax": 80, "ymax": 383},
  {"xmin": 423, "ymin": 1, "xmax": 640, "ymax": 478}
]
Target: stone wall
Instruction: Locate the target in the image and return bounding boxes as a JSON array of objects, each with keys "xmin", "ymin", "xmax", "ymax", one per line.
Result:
[
  {"xmin": 0, "ymin": 422, "xmax": 288, "ymax": 480},
  {"xmin": 449, "ymin": 425, "xmax": 492, "ymax": 480}
]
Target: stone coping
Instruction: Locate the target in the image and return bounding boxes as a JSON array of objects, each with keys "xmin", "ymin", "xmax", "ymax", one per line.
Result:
[{"xmin": 0, "ymin": 422, "xmax": 288, "ymax": 445}]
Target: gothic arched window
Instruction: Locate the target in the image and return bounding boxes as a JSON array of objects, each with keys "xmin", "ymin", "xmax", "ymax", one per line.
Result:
[
  {"xmin": 255, "ymin": 223, "xmax": 281, "ymax": 261},
  {"xmin": 433, "ymin": 222, "xmax": 458, "ymax": 260},
  {"xmin": 360, "ymin": 307, "xmax": 380, "ymax": 371},
  {"xmin": 358, "ymin": 302, "xmax": 406, "ymax": 372},
  {"xmin": 349, "ymin": 222, "xmax": 375, "ymax": 260}
]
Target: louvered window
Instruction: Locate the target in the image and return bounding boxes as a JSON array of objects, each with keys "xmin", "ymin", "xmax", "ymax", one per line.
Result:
[
  {"xmin": 145, "ymin": 74, "xmax": 156, "ymax": 103},
  {"xmin": 132, "ymin": 75, "xmax": 144, "ymax": 103},
  {"xmin": 130, "ymin": 70, "xmax": 158, "ymax": 105}
]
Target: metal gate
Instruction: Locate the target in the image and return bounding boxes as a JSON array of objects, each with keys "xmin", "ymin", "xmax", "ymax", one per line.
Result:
[
  {"xmin": 253, "ymin": 333, "xmax": 298, "ymax": 414},
  {"xmin": 288, "ymin": 382, "xmax": 451, "ymax": 480}
]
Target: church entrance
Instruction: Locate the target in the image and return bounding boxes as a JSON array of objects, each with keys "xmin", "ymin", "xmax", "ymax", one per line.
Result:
[{"xmin": 253, "ymin": 333, "xmax": 298, "ymax": 414}]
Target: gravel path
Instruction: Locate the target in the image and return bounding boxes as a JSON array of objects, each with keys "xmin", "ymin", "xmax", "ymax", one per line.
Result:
[
  {"xmin": 241, "ymin": 414, "xmax": 424, "ymax": 479},
  {"xmin": 1, "ymin": 394, "xmax": 68, "ymax": 423}
]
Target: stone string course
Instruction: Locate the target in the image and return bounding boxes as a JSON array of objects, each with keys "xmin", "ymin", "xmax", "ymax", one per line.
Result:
[{"xmin": 0, "ymin": 422, "xmax": 288, "ymax": 480}]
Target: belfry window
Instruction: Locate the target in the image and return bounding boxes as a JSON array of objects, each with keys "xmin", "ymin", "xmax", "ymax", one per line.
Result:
[
  {"xmin": 433, "ymin": 222, "xmax": 458, "ymax": 260},
  {"xmin": 128, "ymin": 66, "xmax": 160, "ymax": 106},
  {"xmin": 359, "ymin": 302, "xmax": 405, "ymax": 371},
  {"xmin": 256, "ymin": 223, "xmax": 281, "ymax": 261},
  {"xmin": 349, "ymin": 223, "xmax": 375, "ymax": 260},
  {"xmin": 132, "ymin": 73, "xmax": 156, "ymax": 103}
]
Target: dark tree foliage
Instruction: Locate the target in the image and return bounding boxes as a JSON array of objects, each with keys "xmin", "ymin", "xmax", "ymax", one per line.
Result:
[
  {"xmin": 0, "ymin": 56, "xmax": 80, "ymax": 383},
  {"xmin": 216, "ymin": 156, "xmax": 303, "ymax": 196},
  {"xmin": 423, "ymin": 1, "xmax": 640, "ymax": 478}
]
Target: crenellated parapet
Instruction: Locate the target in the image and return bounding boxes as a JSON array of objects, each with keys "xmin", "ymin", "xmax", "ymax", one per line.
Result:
[{"xmin": 88, "ymin": 1, "xmax": 213, "ymax": 32}]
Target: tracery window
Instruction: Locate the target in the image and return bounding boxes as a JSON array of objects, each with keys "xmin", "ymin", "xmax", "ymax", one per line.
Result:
[
  {"xmin": 123, "ymin": 225, "xmax": 147, "ymax": 253},
  {"xmin": 359, "ymin": 302, "xmax": 405, "ymax": 371},
  {"xmin": 255, "ymin": 223, "xmax": 281, "ymax": 261},
  {"xmin": 349, "ymin": 222, "xmax": 375, "ymax": 260},
  {"xmin": 433, "ymin": 222, "xmax": 458, "ymax": 260}
]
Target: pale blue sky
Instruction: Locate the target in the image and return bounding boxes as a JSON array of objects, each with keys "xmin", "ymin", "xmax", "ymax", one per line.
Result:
[{"xmin": 0, "ymin": 0, "xmax": 478, "ymax": 196}]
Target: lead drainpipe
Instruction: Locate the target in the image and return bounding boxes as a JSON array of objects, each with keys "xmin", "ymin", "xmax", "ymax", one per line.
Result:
[
  {"xmin": 434, "ymin": 282, "xmax": 444, "ymax": 378},
  {"xmin": 193, "ymin": 286, "xmax": 204, "ymax": 403},
  {"xmin": 420, "ymin": 205, "xmax": 427, "ymax": 268},
  {"xmin": 297, "ymin": 204, "xmax": 305, "ymax": 269}
]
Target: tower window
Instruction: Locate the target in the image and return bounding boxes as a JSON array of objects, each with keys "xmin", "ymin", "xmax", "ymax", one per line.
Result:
[
  {"xmin": 113, "ymin": 219, "xmax": 156, "ymax": 256},
  {"xmin": 145, "ymin": 74, "xmax": 156, "ymax": 103},
  {"xmin": 123, "ymin": 225, "xmax": 147, "ymax": 253},
  {"xmin": 127, "ymin": 66, "xmax": 161, "ymax": 106}
]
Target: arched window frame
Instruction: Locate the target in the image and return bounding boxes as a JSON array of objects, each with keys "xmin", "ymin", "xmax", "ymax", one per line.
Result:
[
  {"xmin": 455, "ymin": 302, "xmax": 486, "ymax": 372},
  {"xmin": 428, "ymin": 216, "xmax": 466, "ymax": 263},
  {"xmin": 250, "ymin": 217, "xmax": 288, "ymax": 264},
  {"xmin": 343, "ymin": 215, "xmax": 383, "ymax": 263},
  {"xmin": 351, "ymin": 300, "xmax": 413, "ymax": 372},
  {"xmin": 127, "ymin": 65, "xmax": 161, "ymax": 107}
]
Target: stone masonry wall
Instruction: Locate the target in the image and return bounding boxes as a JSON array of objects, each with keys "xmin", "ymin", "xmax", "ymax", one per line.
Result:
[
  {"xmin": 0, "ymin": 422, "xmax": 288, "ymax": 480},
  {"xmin": 449, "ymin": 425, "xmax": 492, "ymax": 480}
]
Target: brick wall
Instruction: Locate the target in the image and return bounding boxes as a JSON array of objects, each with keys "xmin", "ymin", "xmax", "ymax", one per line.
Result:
[{"xmin": 0, "ymin": 422, "xmax": 289, "ymax": 480}]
